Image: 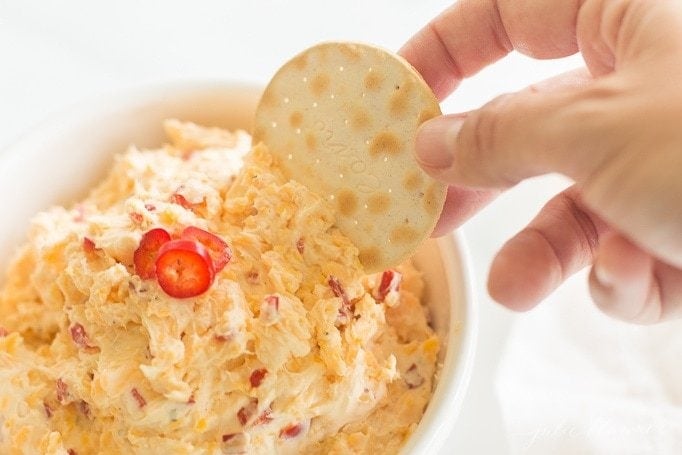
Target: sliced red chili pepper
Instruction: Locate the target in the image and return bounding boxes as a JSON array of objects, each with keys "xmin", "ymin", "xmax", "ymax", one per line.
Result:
[
  {"xmin": 181, "ymin": 226, "xmax": 232, "ymax": 272},
  {"xmin": 44, "ymin": 401, "xmax": 53, "ymax": 418},
  {"xmin": 155, "ymin": 239, "xmax": 214, "ymax": 298},
  {"xmin": 134, "ymin": 228, "xmax": 171, "ymax": 279}
]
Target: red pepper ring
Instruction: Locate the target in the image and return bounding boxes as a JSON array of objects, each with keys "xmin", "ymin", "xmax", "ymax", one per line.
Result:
[
  {"xmin": 155, "ymin": 239, "xmax": 215, "ymax": 298},
  {"xmin": 133, "ymin": 228, "xmax": 172, "ymax": 279},
  {"xmin": 181, "ymin": 226, "xmax": 232, "ymax": 272}
]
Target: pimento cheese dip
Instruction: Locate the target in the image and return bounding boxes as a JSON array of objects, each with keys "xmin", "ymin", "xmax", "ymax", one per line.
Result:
[{"xmin": 0, "ymin": 120, "xmax": 439, "ymax": 454}]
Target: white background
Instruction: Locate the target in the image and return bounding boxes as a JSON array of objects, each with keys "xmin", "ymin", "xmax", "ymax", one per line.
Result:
[{"xmin": 3, "ymin": 1, "xmax": 680, "ymax": 454}]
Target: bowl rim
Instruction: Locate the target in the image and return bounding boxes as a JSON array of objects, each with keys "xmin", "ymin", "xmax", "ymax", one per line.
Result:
[
  {"xmin": 0, "ymin": 80, "xmax": 477, "ymax": 454},
  {"xmin": 402, "ymin": 230, "xmax": 478, "ymax": 454}
]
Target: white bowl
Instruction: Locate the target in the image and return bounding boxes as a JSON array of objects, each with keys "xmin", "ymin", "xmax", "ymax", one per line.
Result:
[{"xmin": 0, "ymin": 81, "xmax": 477, "ymax": 454}]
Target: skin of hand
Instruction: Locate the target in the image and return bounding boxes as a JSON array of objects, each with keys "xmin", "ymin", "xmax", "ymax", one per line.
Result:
[{"xmin": 400, "ymin": 0, "xmax": 682, "ymax": 323}]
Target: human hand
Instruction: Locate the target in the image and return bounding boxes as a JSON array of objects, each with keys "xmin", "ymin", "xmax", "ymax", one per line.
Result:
[{"xmin": 400, "ymin": 0, "xmax": 682, "ymax": 323}]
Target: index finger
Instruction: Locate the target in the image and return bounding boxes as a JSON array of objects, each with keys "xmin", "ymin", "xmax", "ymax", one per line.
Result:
[{"xmin": 399, "ymin": 0, "xmax": 581, "ymax": 100}]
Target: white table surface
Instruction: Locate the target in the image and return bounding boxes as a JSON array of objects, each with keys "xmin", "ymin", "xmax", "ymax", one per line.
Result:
[{"xmin": 1, "ymin": 1, "xmax": 596, "ymax": 453}]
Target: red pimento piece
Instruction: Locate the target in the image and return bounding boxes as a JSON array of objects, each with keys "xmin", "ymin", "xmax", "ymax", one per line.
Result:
[
  {"xmin": 214, "ymin": 334, "xmax": 231, "ymax": 342},
  {"xmin": 279, "ymin": 423, "xmax": 304, "ymax": 439},
  {"xmin": 69, "ymin": 323, "xmax": 99, "ymax": 353},
  {"xmin": 170, "ymin": 193, "xmax": 194, "ymax": 210},
  {"xmin": 328, "ymin": 276, "xmax": 352, "ymax": 324},
  {"xmin": 131, "ymin": 388, "xmax": 147, "ymax": 408},
  {"xmin": 82, "ymin": 237, "xmax": 97, "ymax": 254},
  {"xmin": 181, "ymin": 226, "xmax": 232, "ymax": 272},
  {"xmin": 328, "ymin": 276, "xmax": 350, "ymax": 307},
  {"xmin": 237, "ymin": 398, "xmax": 258, "ymax": 426},
  {"xmin": 187, "ymin": 394, "xmax": 196, "ymax": 404},
  {"xmin": 265, "ymin": 295, "xmax": 279, "ymax": 311},
  {"xmin": 253, "ymin": 407, "xmax": 273, "ymax": 426},
  {"xmin": 246, "ymin": 269, "xmax": 260, "ymax": 284},
  {"xmin": 79, "ymin": 400, "xmax": 92, "ymax": 418},
  {"xmin": 73, "ymin": 204, "xmax": 86, "ymax": 222},
  {"xmin": 144, "ymin": 203, "xmax": 156, "ymax": 212},
  {"xmin": 260, "ymin": 295, "xmax": 280, "ymax": 324},
  {"xmin": 44, "ymin": 401, "xmax": 53, "ymax": 418},
  {"xmin": 373, "ymin": 269, "xmax": 402, "ymax": 302},
  {"xmin": 249, "ymin": 368, "xmax": 268, "ymax": 388},
  {"xmin": 222, "ymin": 433, "xmax": 236, "ymax": 442},
  {"xmin": 296, "ymin": 237, "xmax": 305, "ymax": 254},
  {"xmin": 134, "ymin": 228, "xmax": 172, "ymax": 279},
  {"xmin": 56, "ymin": 378, "xmax": 69, "ymax": 403},
  {"xmin": 155, "ymin": 239, "xmax": 215, "ymax": 298},
  {"xmin": 129, "ymin": 212, "xmax": 144, "ymax": 224},
  {"xmin": 67, "ymin": 449, "xmax": 77, "ymax": 455}
]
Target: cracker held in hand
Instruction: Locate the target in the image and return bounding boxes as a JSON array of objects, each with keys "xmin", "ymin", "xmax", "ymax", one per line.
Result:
[{"xmin": 253, "ymin": 42, "xmax": 446, "ymax": 272}]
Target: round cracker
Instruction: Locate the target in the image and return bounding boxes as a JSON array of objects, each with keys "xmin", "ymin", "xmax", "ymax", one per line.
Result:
[{"xmin": 253, "ymin": 42, "xmax": 446, "ymax": 273}]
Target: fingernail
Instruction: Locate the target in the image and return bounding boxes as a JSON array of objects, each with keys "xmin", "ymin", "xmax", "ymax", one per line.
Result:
[
  {"xmin": 415, "ymin": 115, "xmax": 464, "ymax": 170},
  {"xmin": 593, "ymin": 262, "xmax": 615, "ymax": 289}
]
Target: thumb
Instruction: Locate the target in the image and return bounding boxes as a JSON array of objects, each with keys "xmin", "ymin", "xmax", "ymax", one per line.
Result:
[{"xmin": 414, "ymin": 69, "xmax": 622, "ymax": 188}]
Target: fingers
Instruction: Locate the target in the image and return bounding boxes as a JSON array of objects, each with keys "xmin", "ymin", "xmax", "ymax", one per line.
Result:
[
  {"xmin": 414, "ymin": 69, "xmax": 626, "ymax": 188},
  {"xmin": 398, "ymin": 0, "xmax": 510, "ymax": 100},
  {"xmin": 589, "ymin": 232, "xmax": 682, "ymax": 324},
  {"xmin": 488, "ymin": 186, "xmax": 608, "ymax": 311},
  {"xmin": 431, "ymin": 185, "xmax": 500, "ymax": 237},
  {"xmin": 399, "ymin": 0, "xmax": 580, "ymax": 99}
]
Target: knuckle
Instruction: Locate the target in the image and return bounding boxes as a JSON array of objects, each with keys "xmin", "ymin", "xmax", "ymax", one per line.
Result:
[
  {"xmin": 552, "ymin": 190, "xmax": 600, "ymax": 258},
  {"xmin": 461, "ymin": 93, "xmax": 519, "ymax": 186},
  {"xmin": 558, "ymin": 81, "xmax": 631, "ymax": 180}
]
